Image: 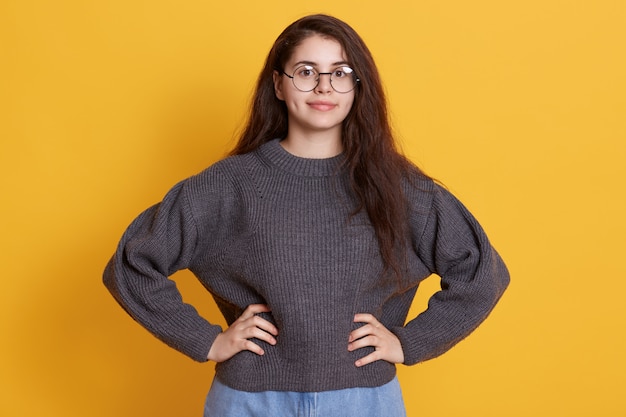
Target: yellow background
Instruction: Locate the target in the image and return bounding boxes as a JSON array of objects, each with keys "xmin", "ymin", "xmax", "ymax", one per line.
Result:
[{"xmin": 1, "ymin": 1, "xmax": 624, "ymax": 416}]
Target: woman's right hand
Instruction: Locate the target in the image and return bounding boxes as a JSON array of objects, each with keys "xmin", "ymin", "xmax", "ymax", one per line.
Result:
[{"xmin": 207, "ymin": 304, "xmax": 278, "ymax": 362}]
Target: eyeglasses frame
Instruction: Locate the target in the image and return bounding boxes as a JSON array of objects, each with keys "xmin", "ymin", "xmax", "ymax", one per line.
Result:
[{"xmin": 282, "ymin": 65, "xmax": 360, "ymax": 93}]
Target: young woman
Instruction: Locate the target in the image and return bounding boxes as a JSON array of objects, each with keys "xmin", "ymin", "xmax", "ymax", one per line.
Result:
[{"xmin": 104, "ymin": 14, "xmax": 509, "ymax": 417}]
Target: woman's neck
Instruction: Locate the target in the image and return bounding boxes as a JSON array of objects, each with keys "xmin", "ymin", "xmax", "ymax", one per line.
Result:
[{"xmin": 280, "ymin": 132, "xmax": 342, "ymax": 159}]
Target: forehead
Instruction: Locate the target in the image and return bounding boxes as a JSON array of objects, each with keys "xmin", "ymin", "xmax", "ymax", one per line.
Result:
[{"xmin": 285, "ymin": 35, "xmax": 348, "ymax": 69}]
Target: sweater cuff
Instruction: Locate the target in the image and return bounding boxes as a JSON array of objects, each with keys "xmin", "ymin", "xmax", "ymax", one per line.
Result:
[{"xmin": 179, "ymin": 324, "xmax": 223, "ymax": 363}]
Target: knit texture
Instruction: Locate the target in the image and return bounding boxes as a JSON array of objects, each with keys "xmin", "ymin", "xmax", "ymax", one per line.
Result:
[{"xmin": 103, "ymin": 138, "xmax": 509, "ymax": 392}]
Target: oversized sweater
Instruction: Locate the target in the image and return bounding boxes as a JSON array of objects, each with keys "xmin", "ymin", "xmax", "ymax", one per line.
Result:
[{"xmin": 103, "ymin": 138, "xmax": 509, "ymax": 393}]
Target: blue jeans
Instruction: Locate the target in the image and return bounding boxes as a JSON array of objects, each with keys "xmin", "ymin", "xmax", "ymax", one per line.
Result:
[{"xmin": 204, "ymin": 376, "xmax": 407, "ymax": 417}]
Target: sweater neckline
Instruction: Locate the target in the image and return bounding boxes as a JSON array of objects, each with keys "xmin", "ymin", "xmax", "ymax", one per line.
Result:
[{"xmin": 257, "ymin": 139, "xmax": 345, "ymax": 178}]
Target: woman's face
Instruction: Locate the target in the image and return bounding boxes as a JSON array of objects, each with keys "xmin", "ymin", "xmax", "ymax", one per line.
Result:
[{"xmin": 273, "ymin": 35, "xmax": 356, "ymax": 140}]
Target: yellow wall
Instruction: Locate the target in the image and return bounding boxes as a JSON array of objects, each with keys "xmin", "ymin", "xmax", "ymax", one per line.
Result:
[{"xmin": 1, "ymin": 1, "xmax": 624, "ymax": 416}]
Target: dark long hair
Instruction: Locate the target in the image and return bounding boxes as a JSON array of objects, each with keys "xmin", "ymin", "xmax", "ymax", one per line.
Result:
[{"xmin": 231, "ymin": 14, "xmax": 429, "ymax": 279}]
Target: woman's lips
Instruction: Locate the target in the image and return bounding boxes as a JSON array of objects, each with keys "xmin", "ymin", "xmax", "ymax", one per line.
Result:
[{"xmin": 308, "ymin": 101, "xmax": 337, "ymax": 111}]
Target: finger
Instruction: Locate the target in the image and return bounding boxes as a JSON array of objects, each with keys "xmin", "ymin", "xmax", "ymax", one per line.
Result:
[
  {"xmin": 348, "ymin": 324, "xmax": 376, "ymax": 342},
  {"xmin": 249, "ymin": 315, "xmax": 279, "ymax": 336},
  {"xmin": 230, "ymin": 316, "xmax": 278, "ymax": 342},
  {"xmin": 244, "ymin": 325, "xmax": 278, "ymax": 345},
  {"xmin": 348, "ymin": 335, "xmax": 378, "ymax": 352},
  {"xmin": 241, "ymin": 303, "xmax": 271, "ymax": 318},
  {"xmin": 355, "ymin": 351, "xmax": 381, "ymax": 367},
  {"xmin": 353, "ymin": 313, "xmax": 377, "ymax": 324},
  {"xmin": 242, "ymin": 339, "xmax": 266, "ymax": 356}
]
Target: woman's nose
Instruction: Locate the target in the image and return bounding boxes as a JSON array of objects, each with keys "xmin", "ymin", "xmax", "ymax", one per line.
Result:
[{"xmin": 315, "ymin": 73, "xmax": 333, "ymax": 93}]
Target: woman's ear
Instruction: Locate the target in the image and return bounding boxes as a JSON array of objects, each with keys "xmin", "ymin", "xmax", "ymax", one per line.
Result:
[{"xmin": 273, "ymin": 70, "xmax": 285, "ymax": 101}]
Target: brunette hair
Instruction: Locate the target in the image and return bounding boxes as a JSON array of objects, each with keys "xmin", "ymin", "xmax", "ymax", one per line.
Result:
[{"xmin": 231, "ymin": 14, "xmax": 429, "ymax": 279}]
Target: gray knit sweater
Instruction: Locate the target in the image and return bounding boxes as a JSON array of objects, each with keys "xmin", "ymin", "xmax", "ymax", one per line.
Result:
[{"xmin": 103, "ymin": 138, "xmax": 509, "ymax": 392}]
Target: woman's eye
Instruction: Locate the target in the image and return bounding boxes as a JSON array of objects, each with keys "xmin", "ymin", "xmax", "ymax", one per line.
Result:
[
  {"xmin": 298, "ymin": 67, "xmax": 316, "ymax": 78},
  {"xmin": 334, "ymin": 67, "xmax": 354, "ymax": 78}
]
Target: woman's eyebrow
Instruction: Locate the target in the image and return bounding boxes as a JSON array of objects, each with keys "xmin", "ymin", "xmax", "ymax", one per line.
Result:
[{"xmin": 292, "ymin": 60, "xmax": 351, "ymax": 68}]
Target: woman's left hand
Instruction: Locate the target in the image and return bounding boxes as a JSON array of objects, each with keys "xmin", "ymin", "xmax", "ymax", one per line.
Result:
[{"xmin": 348, "ymin": 313, "xmax": 405, "ymax": 367}]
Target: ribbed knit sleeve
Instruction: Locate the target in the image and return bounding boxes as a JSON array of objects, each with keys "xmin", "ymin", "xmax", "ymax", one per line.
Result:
[
  {"xmin": 103, "ymin": 179, "xmax": 222, "ymax": 362},
  {"xmin": 393, "ymin": 183, "xmax": 510, "ymax": 365}
]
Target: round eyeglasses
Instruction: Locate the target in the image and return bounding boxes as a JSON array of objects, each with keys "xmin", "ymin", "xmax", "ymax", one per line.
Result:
[{"xmin": 282, "ymin": 65, "xmax": 360, "ymax": 93}]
